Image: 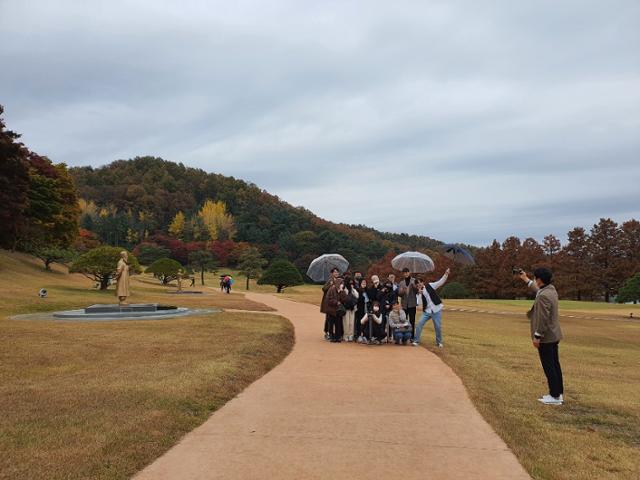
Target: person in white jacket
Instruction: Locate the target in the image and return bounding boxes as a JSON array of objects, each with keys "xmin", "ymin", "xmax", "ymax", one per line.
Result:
[{"xmin": 413, "ymin": 268, "xmax": 450, "ymax": 347}]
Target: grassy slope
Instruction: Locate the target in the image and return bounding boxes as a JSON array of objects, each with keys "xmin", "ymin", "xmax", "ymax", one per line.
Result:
[
  {"xmin": 0, "ymin": 251, "xmax": 294, "ymax": 480},
  {"xmin": 273, "ymin": 281, "xmax": 640, "ymax": 480}
]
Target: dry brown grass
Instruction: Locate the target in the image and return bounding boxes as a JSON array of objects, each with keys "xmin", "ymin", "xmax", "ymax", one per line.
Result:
[
  {"xmin": 422, "ymin": 310, "xmax": 640, "ymax": 480},
  {"xmin": 0, "ymin": 250, "xmax": 293, "ymax": 480}
]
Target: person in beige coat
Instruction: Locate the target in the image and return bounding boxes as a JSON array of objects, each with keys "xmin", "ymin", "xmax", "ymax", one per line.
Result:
[
  {"xmin": 115, "ymin": 251, "xmax": 130, "ymax": 305},
  {"xmin": 519, "ymin": 268, "xmax": 564, "ymax": 405}
]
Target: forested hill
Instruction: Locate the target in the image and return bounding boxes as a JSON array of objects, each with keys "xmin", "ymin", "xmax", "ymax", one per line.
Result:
[{"xmin": 69, "ymin": 156, "xmax": 442, "ymax": 270}]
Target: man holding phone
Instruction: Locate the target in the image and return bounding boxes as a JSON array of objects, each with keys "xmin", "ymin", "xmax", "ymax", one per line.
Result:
[{"xmin": 519, "ymin": 268, "xmax": 564, "ymax": 405}]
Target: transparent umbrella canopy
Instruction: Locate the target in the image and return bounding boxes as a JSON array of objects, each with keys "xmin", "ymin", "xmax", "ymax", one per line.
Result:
[
  {"xmin": 306, "ymin": 254, "xmax": 349, "ymax": 282},
  {"xmin": 391, "ymin": 251, "xmax": 435, "ymax": 273}
]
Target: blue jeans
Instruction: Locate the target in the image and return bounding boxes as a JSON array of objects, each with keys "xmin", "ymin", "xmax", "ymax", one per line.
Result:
[
  {"xmin": 393, "ymin": 330, "xmax": 412, "ymax": 343},
  {"xmin": 414, "ymin": 309, "xmax": 443, "ymax": 344}
]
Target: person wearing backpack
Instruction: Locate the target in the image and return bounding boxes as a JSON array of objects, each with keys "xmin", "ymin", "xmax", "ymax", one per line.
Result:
[{"xmin": 342, "ymin": 278, "xmax": 359, "ymax": 342}]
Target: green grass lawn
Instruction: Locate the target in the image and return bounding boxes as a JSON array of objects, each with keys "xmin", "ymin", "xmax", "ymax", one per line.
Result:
[{"xmin": 0, "ymin": 251, "xmax": 294, "ymax": 480}]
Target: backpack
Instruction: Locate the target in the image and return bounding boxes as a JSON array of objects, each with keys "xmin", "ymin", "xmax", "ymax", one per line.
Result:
[
  {"xmin": 343, "ymin": 291, "xmax": 357, "ymax": 310},
  {"xmin": 336, "ymin": 303, "xmax": 347, "ymax": 318}
]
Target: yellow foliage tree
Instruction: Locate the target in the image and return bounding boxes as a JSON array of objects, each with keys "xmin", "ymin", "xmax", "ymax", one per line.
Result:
[
  {"xmin": 78, "ymin": 198, "xmax": 97, "ymax": 218},
  {"xmin": 168, "ymin": 211, "xmax": 186, "ymax": 239},
  {"xmin": 198, "ymin": 200, "xmax": 236, "ymax": 241}
]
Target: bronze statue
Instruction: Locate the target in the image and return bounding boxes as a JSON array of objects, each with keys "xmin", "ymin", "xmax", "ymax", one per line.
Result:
[{"xmin": 115, "ymin": 251, "xmax": 130, "ymax": 305}]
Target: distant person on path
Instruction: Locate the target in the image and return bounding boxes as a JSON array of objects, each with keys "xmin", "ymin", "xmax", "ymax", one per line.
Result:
[
  {"xmin": 190, "ymin": 276, "xmax": 195, "ymax": 287},
  {"xmin": 342, "ymin": 278, "xmax": 359, "ymax": 342},
  {"xmin": 388, "ymin": 302, "xmax": 412, "ymax": 344},
  {"xmin": 355, "ymin": 278, "xmax": 369, "ymax": 343},
  {"xmin": 115, "ymin": 251, "xmax": 130, "ymax": 306},
  {"xmin": 519, "ymin": 268, "xmax": 564, "ymax": 405},
  {"xmin": 321, "ymin": 268, "xmax": 341, "ymax": 340},
  {"xmin": 413, "ymin": 268, "xmax": 450, "ymax": 348},
  {"xmin": 398, "ymin": 268, "xmax": 419, "ymax": 338}
]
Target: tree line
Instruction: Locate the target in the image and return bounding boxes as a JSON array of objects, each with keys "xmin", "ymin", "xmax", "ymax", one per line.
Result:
[
  {"xmin": 1, "ymin": 106, "xmax": 638, "ymax": 302},
  {"xmin": 458, "ymin": 219, "xmax": 640, "ymax": 302}
]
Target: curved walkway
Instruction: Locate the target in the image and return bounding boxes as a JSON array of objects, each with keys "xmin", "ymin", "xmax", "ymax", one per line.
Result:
[{"xmin": 135, "ymin": 293, "xmax": 530, "ymax": 480}]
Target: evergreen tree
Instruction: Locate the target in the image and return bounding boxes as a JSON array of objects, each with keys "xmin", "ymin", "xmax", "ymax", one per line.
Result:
[
  {"xmin": 70, "ymin": 246, "xmax": 140, "ymax": 289},
  {"xmin": 238, "ymin": 247, "xmax": 267, "ymax": 290},
  {"xmin": 146, "ymin": 258, "xmax": 183, "ymax": 285},
  {"xmin": 258, "ymin": 259, "xmax": 303, "ymax": 293},
  {"xmin": 188, "ymin": 250, "xmax": 218, "ymax": 286},
  {"xmin": 617, "ymin": 273, "xmax": 640, "ymax": 304}
]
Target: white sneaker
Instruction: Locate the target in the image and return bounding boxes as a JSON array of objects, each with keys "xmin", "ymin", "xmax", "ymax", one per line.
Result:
[
  {"xmin": 411, "ymin": 341, "xmax": 419, "ymax": 346},
  {"xmin": 537, "ymin": 395, "xmax": 563, "ymax": 405},
  {"xmin": 437, "ymin": 343, "xmax": 444, "ymax": 348}
]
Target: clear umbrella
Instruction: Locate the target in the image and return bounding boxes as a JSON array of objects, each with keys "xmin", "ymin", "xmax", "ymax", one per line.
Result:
[
  {"xmin": 306, "ymin": 254, "xmax": 349, "ymax": 282},
  {"xmin": 391, "ymin": 251, "xmax": 435, "ymax": 273}
]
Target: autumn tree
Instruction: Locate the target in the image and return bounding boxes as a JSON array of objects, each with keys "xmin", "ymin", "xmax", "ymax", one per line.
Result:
[
  {"xmin": 619, "ymin": 219, "xmax": 640, "ymax": 278},
  {"xmin": 472, "ymin": 240, "xmax": 505, "ymax": 298},
  {"xmin": 168, "ymin": 211, "xmax": 186, "ymax": 239},
  {"xmin": 543, "ymin": 234, "xmax": 562, "ymax": 267},
  {"xmin": 555, "ymin": 227, "xmax": 592, "ymax": 300},
  {"xmin": 588, "ymin": 218, "xmax": 624, "ymax": 302},
  {"xmin": 238, "ymin": 247, "xmax": 267, "ymax": 290},
  {"xmin": 198, "ymin": 200, "xmax": 236, "ymax": 241},
  {"xmin": 0, "ymin": 105, "xmax": 30, "ymax": 249}
]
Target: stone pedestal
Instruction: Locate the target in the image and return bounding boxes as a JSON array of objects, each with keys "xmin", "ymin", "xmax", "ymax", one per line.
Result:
[{"xmin": 53, "ymin": 303, "xmax": 188, "ymax": 320}]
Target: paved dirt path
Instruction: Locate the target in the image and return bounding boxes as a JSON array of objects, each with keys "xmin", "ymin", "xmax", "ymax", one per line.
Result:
[{"xmin": 135, "ymin": 293, "xmax": 530, "ymax": 480}]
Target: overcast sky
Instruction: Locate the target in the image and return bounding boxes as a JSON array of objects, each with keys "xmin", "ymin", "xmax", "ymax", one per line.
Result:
[{"xmin": 1, "ymin": 1, "xmax": 639, "ymax": 245}]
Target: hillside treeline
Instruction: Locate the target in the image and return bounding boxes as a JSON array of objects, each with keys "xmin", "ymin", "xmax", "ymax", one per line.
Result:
[
  {"xmin": 69, "ymin": 156, "xmax": 441, "ymax": 272},
  {"xmin": 1, "ymin": 106, "xmax": 638, "ymax": 301}
]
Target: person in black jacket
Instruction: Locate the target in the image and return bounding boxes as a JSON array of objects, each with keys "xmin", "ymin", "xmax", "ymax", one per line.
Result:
[
  {"xmin": 379, "ymin": 281, "xmax": 397, "ymax": 341},
  {"xmin": 355, "ymin": 278, "xmax": 369, "ymax": 343}
]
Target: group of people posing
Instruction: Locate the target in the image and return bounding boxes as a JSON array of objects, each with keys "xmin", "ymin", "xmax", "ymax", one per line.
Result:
[{"xmin": 320, "ymin": 267, "xmax": 450, "ymax": 347}]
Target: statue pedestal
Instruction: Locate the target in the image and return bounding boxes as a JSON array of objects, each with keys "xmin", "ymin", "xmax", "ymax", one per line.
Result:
[
  {"xmin": 84, "ymin": 303, "xmax": 177, "ymax": 314},
  {"xmin": 53, "ymin": 303, "xmax": 189, "ymax": 320}
]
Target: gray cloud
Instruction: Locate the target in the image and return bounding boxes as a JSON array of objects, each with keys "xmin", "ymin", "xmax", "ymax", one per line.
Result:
[{"xmin": 1, "ymin": 0, "xmax": 639, "ymax": 245}]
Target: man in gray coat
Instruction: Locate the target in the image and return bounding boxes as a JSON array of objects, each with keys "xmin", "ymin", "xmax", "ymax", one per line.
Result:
[
  {"xmin": 398, "ymin": 267, "xmax": 419, "ymax": 338},
  {"xmin": 519, "ymin": 268, "xmax": 564, "ymax": 405}
]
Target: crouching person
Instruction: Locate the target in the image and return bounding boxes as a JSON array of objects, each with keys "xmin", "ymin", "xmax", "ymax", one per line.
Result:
[
  {"xmin": 388, "ymin": 303, "xmax": 412, "ymax": 344},
  {"xmin": 360, "ymin": 301, "xmax": 385, "ymax": 344}
]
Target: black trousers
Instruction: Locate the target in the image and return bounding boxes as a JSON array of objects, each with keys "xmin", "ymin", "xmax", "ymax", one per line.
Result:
[
  {"xmin": 538, "ymin": 341, "xmax": 564, "ymax": 398},
  {"xmin": 404, "ymin": 307, "xmax": 417, "ymax": 337},
  {"xmin": 324, "ymin": 314, "xmax": 329, "ymax": 334},
  {"xmin": 328, "ymin": 314, "xmax": 343, "ymax": 341}
]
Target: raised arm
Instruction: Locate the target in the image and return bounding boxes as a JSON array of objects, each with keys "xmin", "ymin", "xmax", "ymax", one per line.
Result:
[{"xmin": 430, "ymin": 268, "xmax": 450, "ymax": 290}]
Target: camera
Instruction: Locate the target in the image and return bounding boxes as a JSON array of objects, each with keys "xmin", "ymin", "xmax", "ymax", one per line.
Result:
[{"xmin": 512, "ymin": 267, "xmax": 523, "ymax": 275}]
